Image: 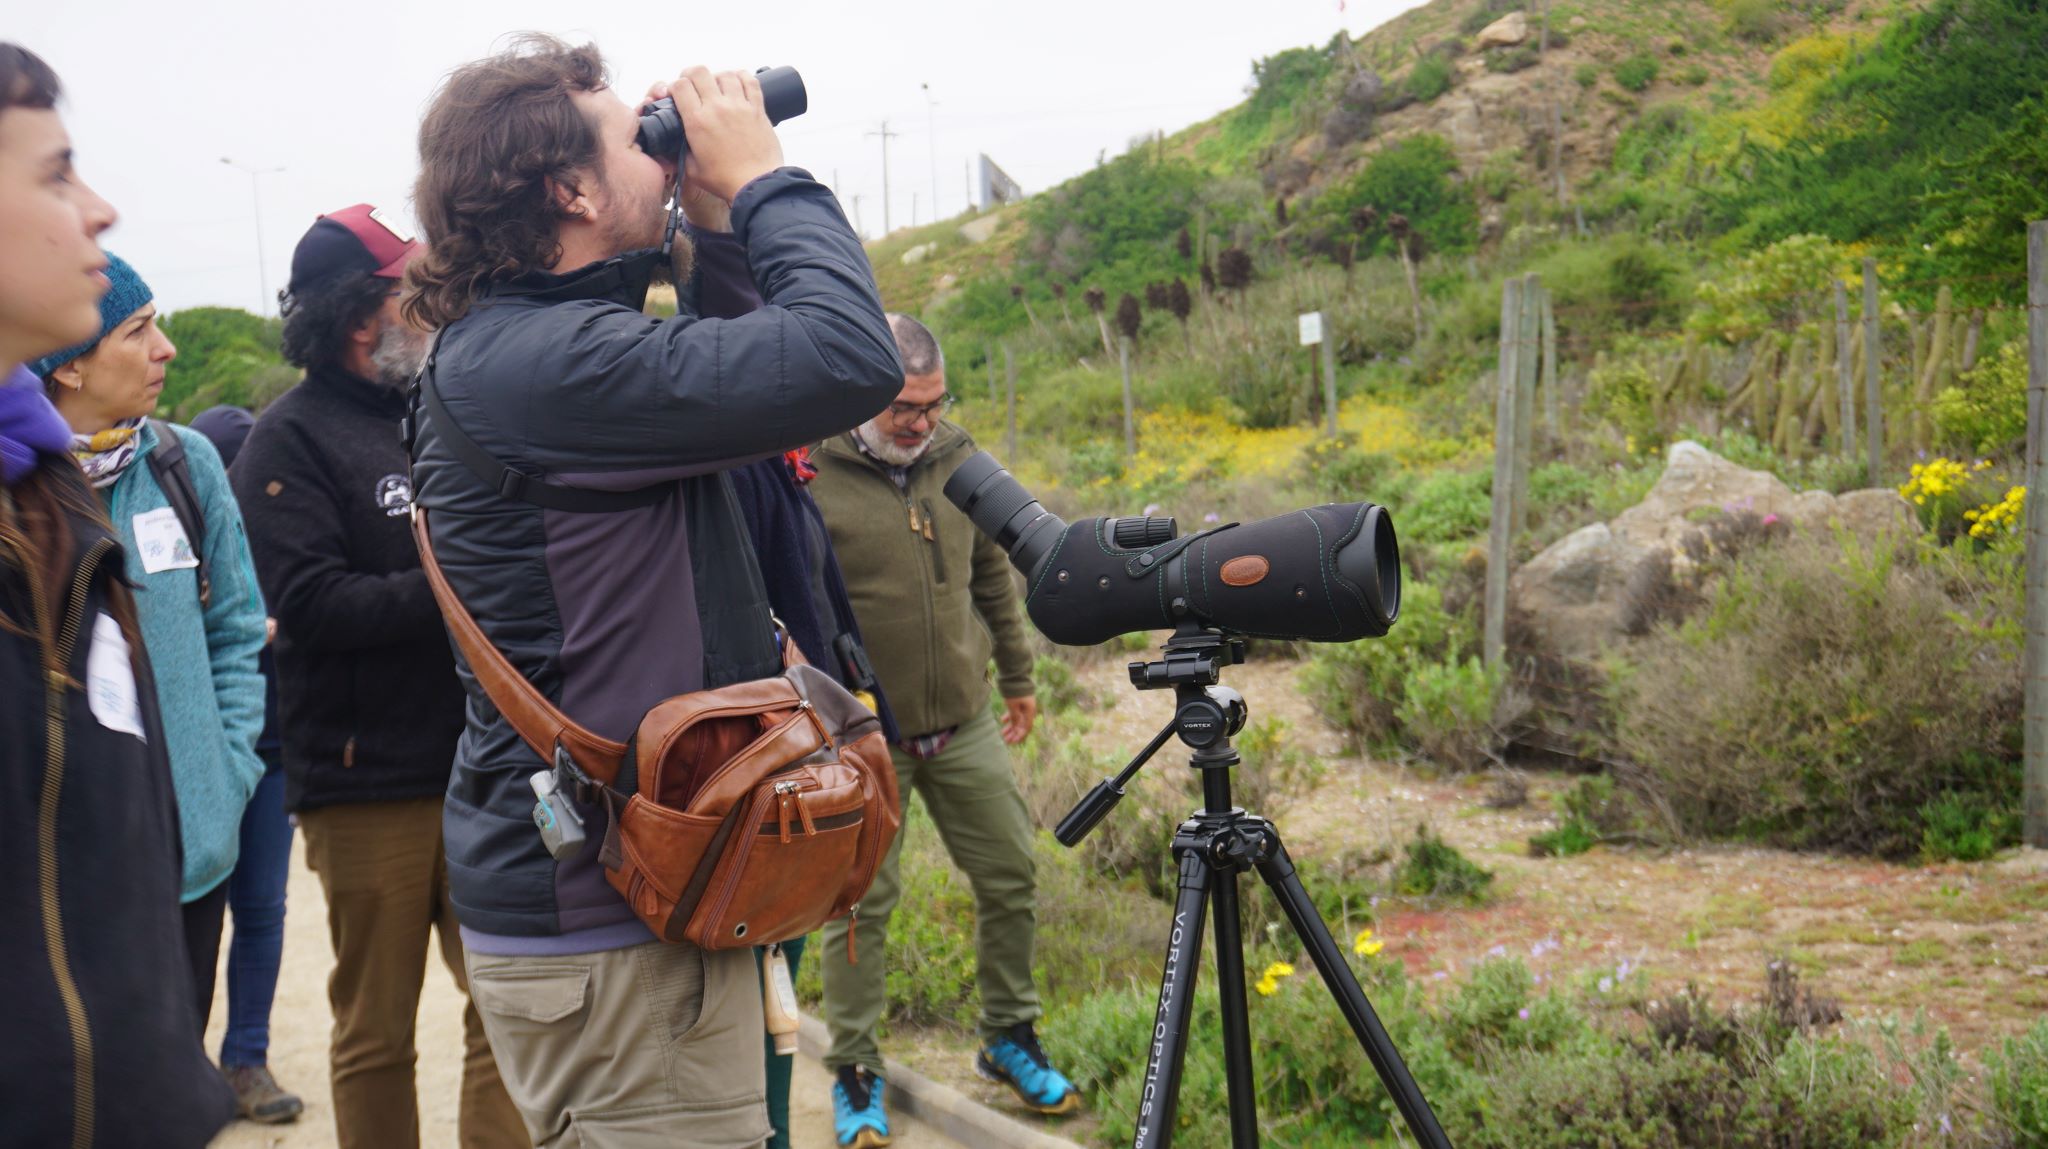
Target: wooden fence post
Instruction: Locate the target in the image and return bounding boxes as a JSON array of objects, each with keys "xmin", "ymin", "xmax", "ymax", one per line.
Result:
[
  {"xmin": 1004, "ymin": 343, "xmax": 1017, "ymax": 462},
  {"xmin": 986, "ymin": 344, "xmax": 996, "ymax": 406},
  {"xmin": 1863, "ymin": 258, "xmax": 1883, "ymax": 484},
  {"xmin": 1485, "ymin": 276, "xmax": 1524, "ymax": 670},
  {"xmin": 1322, "ymin": 318, "xmax": 1340, "ymax": 438},
  {"xmin": 1540, "ymin": 285, "xmax": 1559, "ymax": 435},
  {"xmin": 1120, "ymin": 338, "xmax": 1137, "ymax": 459},
  {"xmin": 2024, "ymin": 220, "xmax": 2048, "ymax": 847},
  {"xmin": 1834, "ymin": 281, "xmax": 1854, "ymax": 456},
  {"xmin": 1513, "ymin": 274, "xmax": 1541, "ymax": 538}
]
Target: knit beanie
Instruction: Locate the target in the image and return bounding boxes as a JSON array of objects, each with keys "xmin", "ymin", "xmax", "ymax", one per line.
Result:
[{"xmin": 30, "ymin": 251, "xmax": 154, "ymax": 379}]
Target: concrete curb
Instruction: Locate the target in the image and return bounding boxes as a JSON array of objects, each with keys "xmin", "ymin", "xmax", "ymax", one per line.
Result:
[{"xmin": 797, "ymin": 1016, "xmax": 1086, "ymax": 1149}]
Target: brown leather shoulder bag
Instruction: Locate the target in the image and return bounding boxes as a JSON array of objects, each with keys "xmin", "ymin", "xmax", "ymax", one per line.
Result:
[{"xmin": 412, "ymin": 508, "xmax": 900, "ymax": 951}]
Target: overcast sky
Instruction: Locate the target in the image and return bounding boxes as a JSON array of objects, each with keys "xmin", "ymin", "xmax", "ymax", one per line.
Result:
[{"xmin": 18, "ymin": 0, "xmax": 1420, "ymax": 315}]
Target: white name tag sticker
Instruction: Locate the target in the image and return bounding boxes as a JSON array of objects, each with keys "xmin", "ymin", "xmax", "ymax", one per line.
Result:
[
  {"xmin": 86, "ymin": 613, "xmax": 146, "ymax": 741},
  {"xmin": 133, "ymin": 506, "xmax": 199, "ymax": 574}
]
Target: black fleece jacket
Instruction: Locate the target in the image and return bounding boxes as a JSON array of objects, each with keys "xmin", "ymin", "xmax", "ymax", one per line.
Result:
[
  {"xmin": 0, "ymin": 459, "xmax": 235, "ymax": 1147},
  {"xmin": 233, "ymin": 364, "xmax": 465, "ymax": 811}
]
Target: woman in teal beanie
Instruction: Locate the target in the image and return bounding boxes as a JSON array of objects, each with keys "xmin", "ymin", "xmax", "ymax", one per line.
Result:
[{"xmin": 35, "ymin": 252, "xmax": 268, "ymax": 1028}]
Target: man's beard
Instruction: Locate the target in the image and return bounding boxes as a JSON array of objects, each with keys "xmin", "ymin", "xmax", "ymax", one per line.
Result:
[
  {"xmin": 369, "ymin": 319, "xmax": 429, "ymax": 389},
  {"xmin": 855, "ymin": 419, "xmax": 934, "ymax": 467}
]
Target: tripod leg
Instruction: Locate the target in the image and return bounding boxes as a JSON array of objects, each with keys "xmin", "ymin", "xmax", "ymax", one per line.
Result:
[
  {"xmin": 1207, "ymin": 865, "xmax": 1260, "ymax": 1149},
  {"xmin": 1256, "ymin": 842, "xmax": 1455, "ymax": 1149},
  {"xmin": 1133, "ymin": 847, "xmax": 1212, "ymax": 1149}
]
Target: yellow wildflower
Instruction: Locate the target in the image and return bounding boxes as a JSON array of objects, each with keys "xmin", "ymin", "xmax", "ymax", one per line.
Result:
[
  {"xmin": 1353, "ymin": 928, "xmax": 1385, "ymax": 957},
  {"xmin": 1253, "ymin": 961, "xmax": 1296, "ymax": 997}
]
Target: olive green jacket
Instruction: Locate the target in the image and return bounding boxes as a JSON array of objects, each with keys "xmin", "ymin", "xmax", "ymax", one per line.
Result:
[{"xmin": 808, "ymin": 422, "xmax": 1034, "ymax": 738}]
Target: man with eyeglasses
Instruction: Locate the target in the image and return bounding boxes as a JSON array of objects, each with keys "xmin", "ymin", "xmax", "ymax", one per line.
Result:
[{"xmin": 808, "ymin": 313, "xmax": 1077, "ymax": 1148}]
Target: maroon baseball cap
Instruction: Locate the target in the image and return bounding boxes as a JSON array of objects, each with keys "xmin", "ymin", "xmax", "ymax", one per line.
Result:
[{"xmin": 286, "ymin": 204, "xmax": 418, "ymax": 296}]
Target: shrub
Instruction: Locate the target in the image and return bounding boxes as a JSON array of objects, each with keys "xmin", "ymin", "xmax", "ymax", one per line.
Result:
[
  {"xmin": 1985, "ymin": 1019, "xmax": 2048, "ymax": 1146},
  {"xmin": 1528, "ymin": 774, "xmax": 1635, "ymax": 857},
  {"xmin": 1311, "ymin": 133, "xmax": 1478, "ymax": 261},
  {"xmin": 1610, "ymin": 534, "xmax": 2022, "ymax": 856},
  {"xmin": 1396, "ymin": 655, "xmax": 1508, "ymax": 771},
  {"xmin": 1934, "ymin": 341, "xmax": 2027, "ymax": 456},
  {"xmin": 1613, "ymin": 55, "xmax": 1661, "ymax": 93},
  {"xmin": 1574, "ymin": 63, "xmax": 1601, "ymax": 88},
  {"xmin": 1405, "ymin": 54, "xmax": 1455, "ymax": 104},
  {"xmin": 1393, "ymin": 824, "xmax": 1494, "ymax": 903},
  {"xmin": 1719, "ymin": 0, "xmax": 1795, "ymax": 43},
  {"xmin": 1302, "ymin": 576, "xmax": 1472, "ymax": 748},
  {"xmin": 1233, "ymin": 716, "xmax": 1322, "ymax": 816},
  {"xmin": 1485, "ymin": 44, "xmax": 1541, "ymax": 74},
  {"xmin": 1402, "ymin": 467, "xmax": 1493, "ymax": 544},
  {"xmin": 1295, "ymin": 433, "xmax": 1397, "ymax": 503},
  {"xmin": 1918, "ymin": 784, "xmax": 2020, "ymax": 863}
]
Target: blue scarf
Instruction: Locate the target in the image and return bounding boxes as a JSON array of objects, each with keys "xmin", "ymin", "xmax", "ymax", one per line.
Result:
[{"xmin": 0, "ymin": 365, "xmax": 72, "ymax": 486}]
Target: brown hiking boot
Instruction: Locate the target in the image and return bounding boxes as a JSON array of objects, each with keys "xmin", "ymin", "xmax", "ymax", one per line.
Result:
[{"xmin": 222, "ymin": 1064, "xmax": 304, "ymax": 1124}]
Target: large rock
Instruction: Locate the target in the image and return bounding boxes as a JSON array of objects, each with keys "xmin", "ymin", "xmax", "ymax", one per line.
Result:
[
  {"xmin": 1511, "ymin": 441, "xmax": 1914, "ymax": 658},
  {"xmin": 1474, "ymin": 12, "xmax": 1530, "ymax": 49}
]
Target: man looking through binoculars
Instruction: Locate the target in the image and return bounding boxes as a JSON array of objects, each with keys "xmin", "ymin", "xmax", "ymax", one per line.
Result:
[{"xmin": 404, "ymin": 35, "xmax": 901, "ymax": 1148}]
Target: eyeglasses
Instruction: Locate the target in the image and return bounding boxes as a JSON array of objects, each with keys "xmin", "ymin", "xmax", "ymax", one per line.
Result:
[{"xmin": 886, "ymin": 395, "xmax": 954, "ymax": 424}]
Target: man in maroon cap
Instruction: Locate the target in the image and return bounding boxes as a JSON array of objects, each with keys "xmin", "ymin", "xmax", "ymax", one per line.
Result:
[{"xmin": 231, "ymin": 205, "xmax": 527, "ymax": 1149}]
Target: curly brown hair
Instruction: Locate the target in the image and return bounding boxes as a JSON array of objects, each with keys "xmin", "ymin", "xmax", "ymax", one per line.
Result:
[{"xmin": 404, "ymin": 34, "xmax": 609, "ymax": 330}]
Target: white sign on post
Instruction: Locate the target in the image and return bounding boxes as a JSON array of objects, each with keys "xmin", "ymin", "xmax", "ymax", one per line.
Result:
[{"xmin": 1298, "ymin": 311, "xmax": 1324, "ymax": 346}]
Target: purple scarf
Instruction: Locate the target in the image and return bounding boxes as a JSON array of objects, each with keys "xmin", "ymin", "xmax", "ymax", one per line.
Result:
[{"xmin": 1, "ymin": 365, "xmax": 73, "ymax": 485}]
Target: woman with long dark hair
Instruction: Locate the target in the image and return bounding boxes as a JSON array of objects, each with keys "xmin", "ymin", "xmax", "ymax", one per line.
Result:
[{"xmin": 0, "ymin": 42, "xmax": 235, "ymax": 1149}]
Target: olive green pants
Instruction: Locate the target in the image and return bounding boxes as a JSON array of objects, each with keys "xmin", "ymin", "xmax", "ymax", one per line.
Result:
[{"xmin": 819, "ymin": 709, "xmax": 1041, "ymax": 1074}]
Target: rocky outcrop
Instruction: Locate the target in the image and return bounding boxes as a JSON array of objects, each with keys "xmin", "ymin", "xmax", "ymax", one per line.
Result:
[
  {"xmin": 1511, "ymin": 441, "xmax": 1915, "ymax": 658},
  {"xmin": 1473, "ymin": 12, "xmax": 1530, "ymax": 49}
]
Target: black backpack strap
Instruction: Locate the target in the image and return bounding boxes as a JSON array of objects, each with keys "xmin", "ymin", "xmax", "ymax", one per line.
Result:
[
  {"xmin": 146, "ymin": 419, "xmax": 212, "ymax": 607},
  {"xmin": 406, "ymin": 329, "xmax": 677, "ymax": 514}
]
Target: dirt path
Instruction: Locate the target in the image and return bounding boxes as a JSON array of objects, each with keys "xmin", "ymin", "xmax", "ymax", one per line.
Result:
[
  {"xmin": 1054, "ymin": 650, "xmax": 2048, "ymax": 1051},
  {"xmin": 202, "ymin": 837, "xmax": 954, "ymax": 1149}
]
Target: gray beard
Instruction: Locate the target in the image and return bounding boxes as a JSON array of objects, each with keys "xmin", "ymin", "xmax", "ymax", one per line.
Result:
[
  {"xmin": 369, "ymin": 321, "xmax": 428, "ymax": 389},
  {"xmin": 855, "ymin": 420, "xmax": 933, "ymax": 467}
]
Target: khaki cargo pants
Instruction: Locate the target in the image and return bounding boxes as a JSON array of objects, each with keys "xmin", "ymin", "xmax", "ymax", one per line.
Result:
[{"xmin": 466, "ymin": 940, "xmax": 772, "ymax": 1148}]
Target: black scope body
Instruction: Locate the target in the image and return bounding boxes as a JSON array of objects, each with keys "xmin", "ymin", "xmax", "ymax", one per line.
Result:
[
  {"xmin": 943, "ymin": 451, "xmax": 1400, "ymax": 647},
  {"xmin": 637, "ymin": 66, "xmax": 808, "ymax": 160}
]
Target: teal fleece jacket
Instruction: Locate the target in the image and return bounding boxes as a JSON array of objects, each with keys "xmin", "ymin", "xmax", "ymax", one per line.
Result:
[{"xmin": 102, "ymin": 420, "xmax": 267, "ymax": 901}]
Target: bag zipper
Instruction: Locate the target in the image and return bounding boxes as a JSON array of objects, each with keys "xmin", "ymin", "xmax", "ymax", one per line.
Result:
[
  {"xmin": 31, "ymin": 534, "xmax": 116, "ymax": 1149},
  {"xmin": 699, "ymin": 784, "xmax": 785, "ymax": 939}
]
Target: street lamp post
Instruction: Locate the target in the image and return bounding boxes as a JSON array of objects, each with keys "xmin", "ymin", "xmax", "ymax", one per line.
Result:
[
  {"xmin": 921, "ymin": 82, "xmax": 939, "ymax": 223},
  {"xmin": 220, "ymin": 157, "xmax": 284, "ymax": 316}
]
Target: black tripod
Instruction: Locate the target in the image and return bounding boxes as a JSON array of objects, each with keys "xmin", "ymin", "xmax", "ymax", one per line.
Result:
[{"xmin": 1057, "ymin": 624, "xmax": 1453, "ymax": 1149}]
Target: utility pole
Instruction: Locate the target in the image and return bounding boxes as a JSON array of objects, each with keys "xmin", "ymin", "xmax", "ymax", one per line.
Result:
[
  {"xmin": 220, "ymin": 157, "xmax": 284, "ymax": 316},
  {"xmin": 866, "ymin": 120, "xmax": 899, "ymax": 235},
  {"xmin": 922, "ymin": 83, "xmax": 941, "ymax": 222},
  {"xmin": 849, "ymin": 195, "xmax": 864, "ymax": 238}
]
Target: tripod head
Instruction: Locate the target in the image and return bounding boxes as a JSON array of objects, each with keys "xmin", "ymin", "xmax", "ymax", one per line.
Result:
[{"xmin": 1055, "ymin": 623, "xmax": 1253, "ymax": 847}]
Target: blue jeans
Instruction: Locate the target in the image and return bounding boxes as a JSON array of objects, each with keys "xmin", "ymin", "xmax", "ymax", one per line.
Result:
[{"xmin": 220, "ymin": 759, "xmax": 292, "ymax": 1068}]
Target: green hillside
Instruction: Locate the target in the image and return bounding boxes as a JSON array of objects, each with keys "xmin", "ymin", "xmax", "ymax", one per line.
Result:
[{"xmin": 869, "ymin": 0, "xmax": 2046, "ymax": 861}]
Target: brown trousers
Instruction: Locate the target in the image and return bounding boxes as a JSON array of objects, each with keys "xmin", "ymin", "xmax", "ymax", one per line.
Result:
[{"xmin": 299, "ymin": 796, "xmax": 528, "ymax": 1149}]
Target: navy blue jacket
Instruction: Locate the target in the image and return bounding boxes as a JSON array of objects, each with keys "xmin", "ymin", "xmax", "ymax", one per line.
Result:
[{"xmin": 411, "ymin": 168, "xmax": 901, "ymax": 940}]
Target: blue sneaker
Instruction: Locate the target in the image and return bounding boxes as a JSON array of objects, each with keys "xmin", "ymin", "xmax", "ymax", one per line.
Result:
[
  {"xmin": 975, "ymin": 1022, "xmax": 1082, "ymax": 1116},
  {"xmin": 831, "ymin": 1065, "xmax": 890, "ymax": 1148}
]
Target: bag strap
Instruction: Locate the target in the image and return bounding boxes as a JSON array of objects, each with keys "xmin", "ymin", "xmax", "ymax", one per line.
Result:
[
  {"xmin": 145, "ymin": 420, "xmax": 211, "ymax": 608},
  {"xmin": 411, "ymin": 506, "xmax": 628, "ymax": 786},
  {"xmin": 407, "ymin": 333, "xmax": 678, "ymax": 514}
]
